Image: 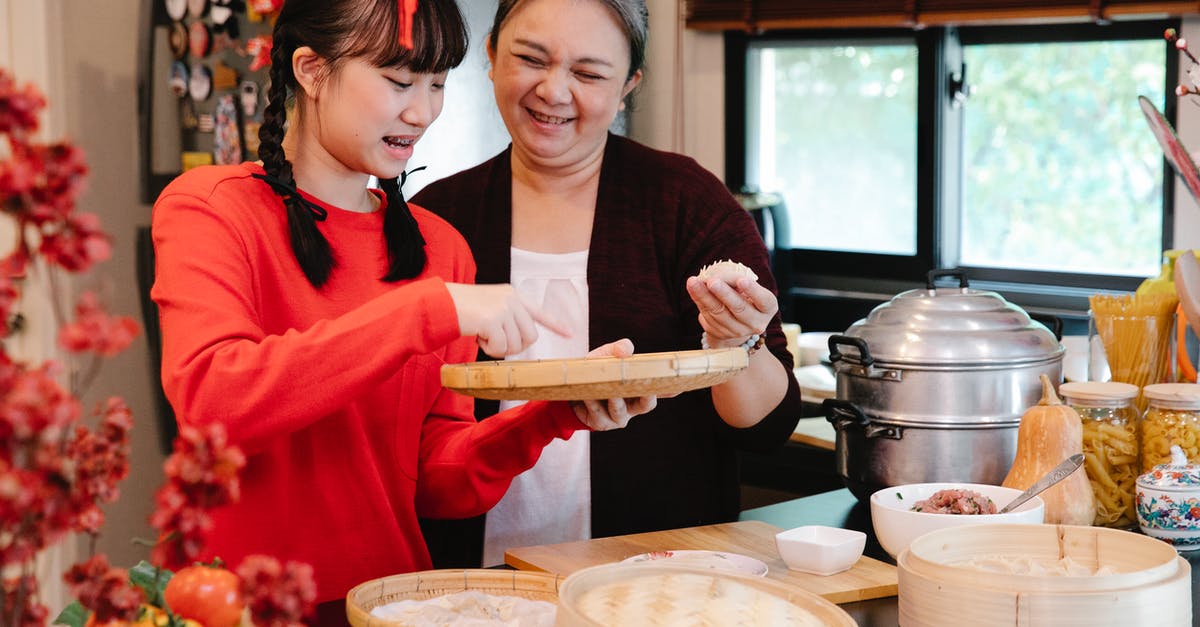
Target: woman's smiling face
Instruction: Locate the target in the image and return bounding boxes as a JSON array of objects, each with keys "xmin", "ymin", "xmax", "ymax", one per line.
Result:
[{"xmin": 487, "ymin": 0, "xmax": 641, "ymax": 169}]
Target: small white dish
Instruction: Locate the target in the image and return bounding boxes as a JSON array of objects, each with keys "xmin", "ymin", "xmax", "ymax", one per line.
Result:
[
  {"xmin": 774, "ymin": 525, "xmax": 866, "ymax": 576},
  {"xmin": 620, "ymin": 550, "xmax": 768, "ymax": 577}
]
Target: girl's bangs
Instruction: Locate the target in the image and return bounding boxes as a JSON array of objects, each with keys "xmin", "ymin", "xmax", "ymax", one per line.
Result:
[{"xmin": 347, "ymin": 1, "xmax": 468, "ymax": 73}]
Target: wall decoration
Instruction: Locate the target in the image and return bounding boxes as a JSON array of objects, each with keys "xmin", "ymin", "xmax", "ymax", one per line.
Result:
[
  {"xmin": 168, "ymin": 61, "xmax": 188, "ymax": 97},
  {"xmin": 213, "ymin": 94, "xmax": 242, "ymax": 165},
  {"xmin": 187, "ymin": 62, "xmax": 212, "ymax": 101},
  {"xmin": 168, "ymin": 21, "xmax": 188, "ymax": 59},
  {"xmin": 187, "ymin": 0, "xmax": 208, "ymax": 19},
  {"xmin": 138, "ymin": 0, "xmax": 274, "ymax": 202},
  {"xmin": 188, "ymin": 20, "xmax": 211, "ymax": 58},
  {"xmin": 165, "ymin": 0, "xmax": 186, "ymax": 21}
]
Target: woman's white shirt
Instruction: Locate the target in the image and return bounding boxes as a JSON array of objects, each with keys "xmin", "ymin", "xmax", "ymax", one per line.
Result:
[{"xmin": 481, "ymin": 247, "xmax": 590, "ymax": 567}]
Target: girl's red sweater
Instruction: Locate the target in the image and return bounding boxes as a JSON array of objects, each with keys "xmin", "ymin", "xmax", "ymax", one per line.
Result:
[{"xmin": 151, "ymin": 163, "xmax": 581, "ymax": 603}]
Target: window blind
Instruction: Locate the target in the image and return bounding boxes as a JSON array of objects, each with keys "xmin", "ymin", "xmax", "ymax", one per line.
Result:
[{"xmin": 684, "ymin": 1, "xmax": 1200, "ymax": 31}]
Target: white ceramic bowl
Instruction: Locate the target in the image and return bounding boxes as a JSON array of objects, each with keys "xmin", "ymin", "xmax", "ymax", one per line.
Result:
[
  {"xmin": 797, "ymin": 332, "xmax": 836, "ymax": 366},
  {"xmin": 774, "ymin": 525, "xmax": 866, "ymax": 576},
  {"xmin": 870, "ymin": 482, "xmax": 1045, "ymax": 560}
]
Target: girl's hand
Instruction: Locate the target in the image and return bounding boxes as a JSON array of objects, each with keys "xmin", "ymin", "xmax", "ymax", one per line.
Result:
[
  {"xmin": 685, "ymin": 274, "xmax": 777, "ymax": 348},
  {"xmin": 445, "ymin": 283, "xmax": 570, "ymax": 358},
  {"xmin": 569, "ymin": 338, "xmax": 657, "ymax": 430}
]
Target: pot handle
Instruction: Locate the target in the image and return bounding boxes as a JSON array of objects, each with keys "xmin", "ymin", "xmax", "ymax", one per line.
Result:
[
  {"xmin": 926, "ymin": 268, "xmax": 969, "ymax": 290},
  {"xmin": 824, "ymin": 399, "xmax": 902, "ymax": 439},
  {"xmin": 828, "ymin": 335, "xmax": 874, "ymax": 368},
  {"xmin": 823, "ymin": 398, "xmax": 869, "ymax": 430},
  {"xmin": 1029, "ymin": 312, "xmax": 1064, "ymax": 341}
]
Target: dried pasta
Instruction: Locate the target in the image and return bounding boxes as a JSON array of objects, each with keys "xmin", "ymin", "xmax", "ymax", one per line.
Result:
[
  {"xmin": 1089, "ymin": 293, "xmax": 1177, "ymax": 412},
  {"xmin": 1081, "ymin": 418, "xmax": 1138, "ymax": 528},
  {"xmin": 1142, "ymin": 407, "xmax": 1200, "ymax": 472}
]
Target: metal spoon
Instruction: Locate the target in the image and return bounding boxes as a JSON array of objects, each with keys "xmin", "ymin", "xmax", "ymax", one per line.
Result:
[{"xmin": 997, "ymin": 453, "xmax": 1086, "ymax": 514}]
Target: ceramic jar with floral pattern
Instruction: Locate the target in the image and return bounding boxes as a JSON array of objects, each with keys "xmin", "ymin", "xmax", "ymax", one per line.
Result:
[{"xmin": 1136, "ymin": 444, "xmax": 1200, "ymax": 550}]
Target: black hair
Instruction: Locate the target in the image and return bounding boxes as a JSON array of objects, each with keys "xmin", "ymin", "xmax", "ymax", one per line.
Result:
[{"xmin": 258, "ymin": 0, "xmax": 469, "ymax": 287}]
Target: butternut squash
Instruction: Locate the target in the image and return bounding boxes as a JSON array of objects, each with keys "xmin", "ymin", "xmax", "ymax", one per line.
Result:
[{"xmin": 1002, "ymin": 374, "xmax": 1096, "ymax": 525}]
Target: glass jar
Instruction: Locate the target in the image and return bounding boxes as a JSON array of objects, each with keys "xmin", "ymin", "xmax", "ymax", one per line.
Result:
[
  {"xmin": 1060, "ymin": 381, "xmax": 1140, "ymax": 528},
  {"xmin": 1141, "ymin": 383, "xmax": 1200, "ymax": 475}
]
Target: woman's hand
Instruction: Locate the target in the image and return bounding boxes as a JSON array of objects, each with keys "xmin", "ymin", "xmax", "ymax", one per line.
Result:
[
  {"xmin": 685, "ymin": 275, "xmax": 778, "ymax": 348},
  {"xmin": 445, "ymin": 283, "xmax": 570, "ymax": 358},
  {"xmin": 569, "ymin": 338, "xmax": 657, "ymax": 430}
]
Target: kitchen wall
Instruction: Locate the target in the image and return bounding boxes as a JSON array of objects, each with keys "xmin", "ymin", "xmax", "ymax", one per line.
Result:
[{"xmin": 1, "ymin": 0, "xmax": 163, "ymax": 610}]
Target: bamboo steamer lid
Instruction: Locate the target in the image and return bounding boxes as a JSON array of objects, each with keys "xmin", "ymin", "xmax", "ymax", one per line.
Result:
[
  {"xmin": 555, "ymin": 562, "xmax": 855, "ymax": 626},
  {"xmin": 897, "ymin": 524, "xmax": 1191, "ymax": 626}
]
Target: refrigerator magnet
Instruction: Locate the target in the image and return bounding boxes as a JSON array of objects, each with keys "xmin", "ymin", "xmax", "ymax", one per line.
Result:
[
  {"xmin": 197, "ymin": 113, "xmax": 215, "ymax": 133},
  {"xmin": 210, "ymin": 0, "xmax": 235, "ymax": 25},
  {"xmin": 239, "ymin": 81, "xmax": 258, "ymax": 117},
  {"xmin": 168, "ymin": 21, "xmax": 189, "ymax": 60},
  {"xmin": 180, "ymin": 98, "xmax": 199, "ymax": 131},
  {"xmin": 188, "ymin": 21, "xmax": 211, "ymax": 58},
  {"xmin": 188, "ymin": 63, "xmax": 212, "ymax": 101},
  {"xmin": 212, "ymin": 61, "xmax": 238, "ymax": 91},
  {"xmin": 187, "ymin": 0, "xmax": 207, "ymax": 19},
  {"xmin": 243, "ymin": 120, "xmax": 261, "ymax": 155},
  {"xmin": 213, "ymin": 95, "xmax": 243, "ymax": 165},
  {"xmin": 165, "ymin": 0, "xmax": 187, "ymax": 21},
  {"xmin": 168, "ymin": 61, "xmax": 189, "ymax": 98}
]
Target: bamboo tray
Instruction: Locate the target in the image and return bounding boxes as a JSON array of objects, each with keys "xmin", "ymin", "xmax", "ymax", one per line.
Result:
[
  {"xmin": 440, "ymin": 347, "xmax": 748, "ymax": 400},
  {"xmin": 345, "ymin": 569, "xmax": 562, "ymax": 626}
]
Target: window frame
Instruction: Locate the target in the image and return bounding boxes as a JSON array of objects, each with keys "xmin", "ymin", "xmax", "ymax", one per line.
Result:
[{"xmin": 725, "ymin": 19, "xmax": 1181, "ymax": 317}]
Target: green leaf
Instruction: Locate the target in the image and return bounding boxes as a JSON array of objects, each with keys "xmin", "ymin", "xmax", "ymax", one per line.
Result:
[
  {"xmin": 52, "ymin": 601, "xmax": 88, "ymax": 627},
  {"xmin": 130, "ymin": 560, "xmax": 173, "ymax": 607}
]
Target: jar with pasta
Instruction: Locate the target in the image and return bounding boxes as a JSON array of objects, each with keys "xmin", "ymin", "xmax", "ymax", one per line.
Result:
[
  {"xmin": 1141, "ymin": 383, "xmax": 1200, "ymax": 476},
  {"xmin": 1060, "ymin": 381, "xmax": 1140, "ymax": 528}
]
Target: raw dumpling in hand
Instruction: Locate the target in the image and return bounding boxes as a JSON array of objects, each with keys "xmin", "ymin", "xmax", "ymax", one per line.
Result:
[{"xmin": 696, "ymin": 259, "xmax": 758, "ymax": 284}]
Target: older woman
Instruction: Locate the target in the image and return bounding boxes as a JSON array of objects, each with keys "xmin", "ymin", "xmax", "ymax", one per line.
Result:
[{"xmin": 413, "ymin": 0, "xmax": 801, "ymax": 567}]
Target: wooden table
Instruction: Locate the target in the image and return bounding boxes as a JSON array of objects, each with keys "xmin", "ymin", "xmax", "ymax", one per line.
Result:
[
  {"xmin": 790, "ymin": 416, "xmax": 836, "ymax": 450},
  {"xmin": 505, "ymin": 519, "xmax": 897, "ymax": 612},
  {"xmin": 740, "ymin": 488, "xmax": 1200, "ymax": 627}
]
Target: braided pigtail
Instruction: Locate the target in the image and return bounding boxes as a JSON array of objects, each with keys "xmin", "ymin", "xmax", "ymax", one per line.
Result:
[
  {"xmin": 256, "ymin": 34, "xmax": 335, "ymax": 288},
  {"xmin": 378, "ymin": 175, "xmax": 427, "ymax": 281}
]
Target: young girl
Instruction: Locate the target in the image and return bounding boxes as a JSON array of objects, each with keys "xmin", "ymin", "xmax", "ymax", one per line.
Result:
[
  {"xmin": 414, "ymin": 0, "xmax": 802, "ymax": 568},
  {"xmin": 150, "ymin": 0, "xmax": 654, "ymax": 621}
]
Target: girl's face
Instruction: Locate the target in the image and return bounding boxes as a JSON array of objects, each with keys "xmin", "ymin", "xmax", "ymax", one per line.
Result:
[
  {"xmin": 302, "ymin": 57, "xmax": 447, "ymax": 181},
  {"xmin": 488, "ymin": 0, "xmax": 641, "ymax": 170}
]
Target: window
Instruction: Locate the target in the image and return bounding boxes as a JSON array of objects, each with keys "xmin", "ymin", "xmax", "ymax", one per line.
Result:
[{"xmin": 726, "ymin": 20, "xmax": 1177, "ymax": 314}]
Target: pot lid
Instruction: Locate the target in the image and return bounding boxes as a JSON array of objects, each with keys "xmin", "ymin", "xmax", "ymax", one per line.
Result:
[
  {"xmin": 836, "ymin": 270, "xmax": 1063, "ymax": 366},
  {"xmin": 1138, "ymin": 445, "xmax": 1200, "ymax": 489}
]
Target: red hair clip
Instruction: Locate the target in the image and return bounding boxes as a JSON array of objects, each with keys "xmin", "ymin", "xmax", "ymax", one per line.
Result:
[{"xmin": 398, "ymin": 0, "xmax": 417, "ymax": 49}]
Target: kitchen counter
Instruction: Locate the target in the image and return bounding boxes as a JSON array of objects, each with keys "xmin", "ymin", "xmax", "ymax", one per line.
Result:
[{"xmin": 740, "ymin": 488, "xmax": 1200, "ymax": 626}]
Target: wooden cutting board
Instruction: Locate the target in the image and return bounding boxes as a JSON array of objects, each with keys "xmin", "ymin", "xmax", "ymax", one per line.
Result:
[{"xmin": 505, "ymin": 520, "xmax": 897, "ymax": 604}]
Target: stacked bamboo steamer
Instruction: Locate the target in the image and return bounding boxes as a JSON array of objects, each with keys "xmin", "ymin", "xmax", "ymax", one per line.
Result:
[
  {"xmin": 897, "ymin": 523, "xmax": 1191, "ymax": 626},
  {"xmin": 555, "ymin": 563, "xmax": 855, "ymax": 626}
]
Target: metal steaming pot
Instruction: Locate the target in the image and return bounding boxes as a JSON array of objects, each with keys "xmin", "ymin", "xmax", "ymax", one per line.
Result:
[{"xmin": 824, "ymin": 269, "xmax": 1063, "ymax": 501}]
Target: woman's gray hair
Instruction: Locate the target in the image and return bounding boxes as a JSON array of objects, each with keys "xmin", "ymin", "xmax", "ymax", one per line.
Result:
[{"xmin": 489, "ymin": 0, "xmax": 648, "ymax": 80}]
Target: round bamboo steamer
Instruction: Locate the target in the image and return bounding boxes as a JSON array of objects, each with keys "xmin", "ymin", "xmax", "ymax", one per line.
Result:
[
  {"xmin": 345, "ymin": 568, "xmax": 562, "ymax": 626},
  {"xmin": 439, "ymin": 347, "xmax": 748, "ymax": 400},
  {"xmin": 897, "ymin": 524, "xmax": 1192, "ymax": 626},
  {"xmin": 555, "ymin": 562, "xmax": 856, "ymax": 626}
]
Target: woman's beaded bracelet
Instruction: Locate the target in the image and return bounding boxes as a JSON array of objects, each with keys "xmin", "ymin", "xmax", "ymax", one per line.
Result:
[{"xmin": 702, "ymin": 331, "xmax": 765, "ymax": 355}]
